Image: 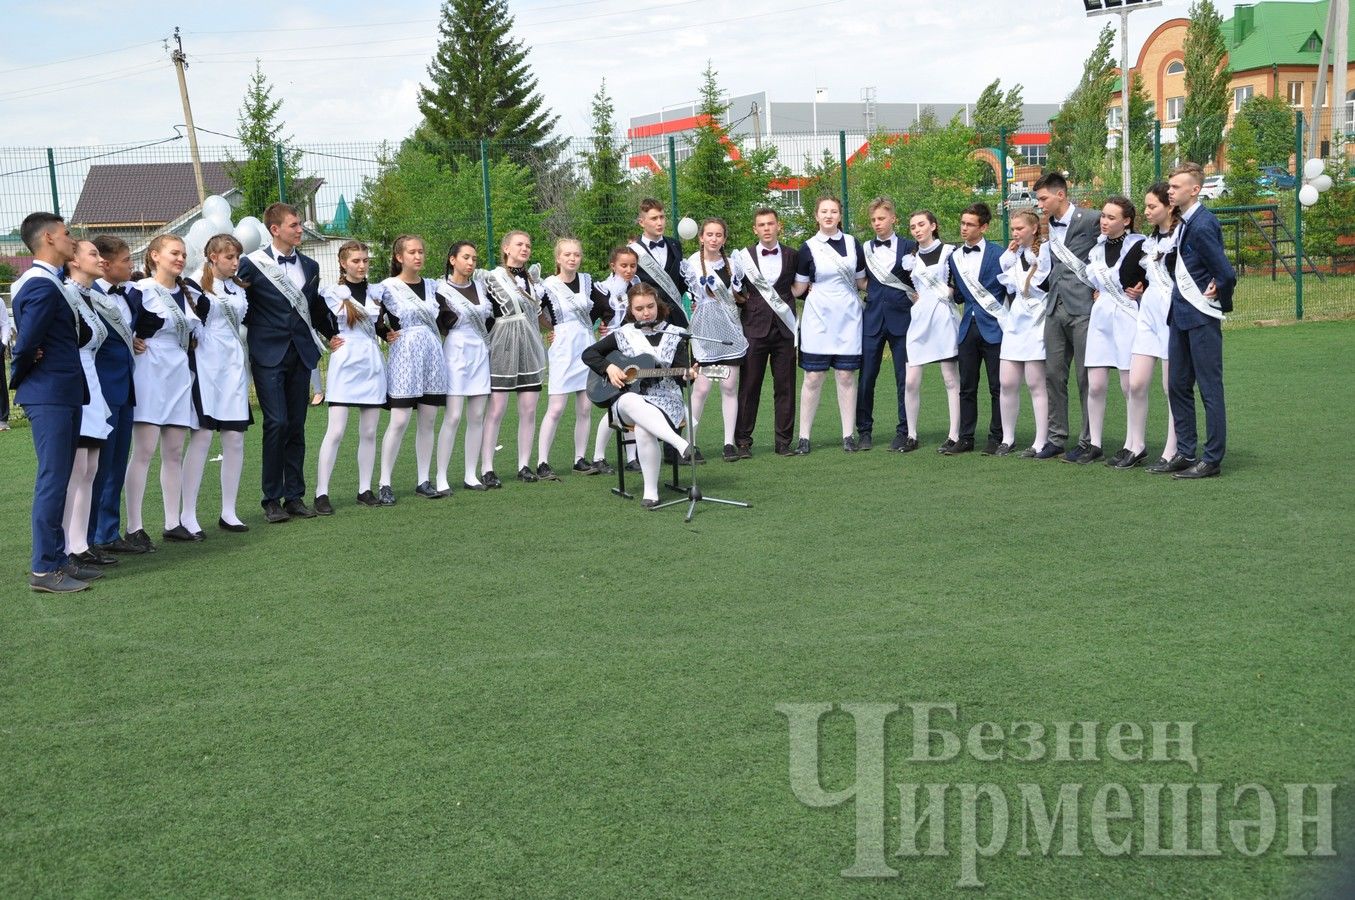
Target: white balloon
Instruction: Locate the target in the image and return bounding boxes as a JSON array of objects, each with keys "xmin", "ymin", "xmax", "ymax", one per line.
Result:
[
  {"xmin": 256, "ymin": 220, "xmax": 272, "ymax": 249},
  {"xmin": 1312, "ymin": 174, "xmax": 1333, "ymax": 193},
  {"xmin": 233, "ymin": 221, "xmax": 262, "ymax": 253},
  {"xmin": 185, "ymin": 247, "xmax": 204, "ymax": 278},
  {"xmin": 202, "ymin": 194, "xmax": 232, "ymax": 222},
  {"xmin": 1299, "ymin": 184, "xmax": 1319, "ymax": 207},
  {"xmin": 186, "ymin": 219, "xmax": 216, "ymax": 251},
  {"xmin": 1303, "ymin": 158, "xmax": 1325, "ymax": 180},
  {"xmin": 206, "ymin": 214, "xmax": 233, "ymax": 237},
  {"xmin": 677, "ymin": 217, "xmax": 699, "ymax": 241},
  {"xmin": 236, "ymin": 214, "xmax": 262, "ymax": 234}
]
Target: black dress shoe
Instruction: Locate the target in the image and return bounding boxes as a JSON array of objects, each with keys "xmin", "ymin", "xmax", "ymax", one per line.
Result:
[
  {"xmin": 482, "ymin": 471, "xmax": 503, "ymax": 489},
  {"xmin": 641, "ymin": 498, "xmax": 661, "ymax": 509},
  {"xmin": 842, "ymin": 435, "xmax": 859, "ymax": 452},
  {"xmin": 356, "ymin": 490, "xmax": 379, "ymax": 506},
  {"xmin": 218, "ymin": 517, "xmax": 250, "ymax": 532},
  {"xmin": 888, "ymin": 433, "xmax": 908, "ymax": 452},
  {"xmin": 284, "ymin": 499, "xmax": 317, "ymax": 518},
  {"xmin": 775, "ymin": 443, "xmax": 794, "ymax": 456},
  {"xmin": 1034, "ymin": 443, "xmax": 1064, "ymax": 460},
  {"xmin": 942, "ymin": 438, "xmax": 973, "ymax": 456},
  {"xmin": 1110, "ymin": 450, "xmax": 1147, "ymax": 470},
  {"xmin": 1018, "ymin": 446, "xmax": 1039, "ymax": 458},
  {"xmin": 680, "ymin": 446, "xmax": 706, "ymax": 465},
  {"xmin": 624, "ymin": 459, "xmax": 641, "ymax": 472},
  {"xmin": 1062, "ymin": 442, "xmax": 1089, "ymax": 463},
  {"xmin": 100, "ymin": 536, "xmax": 145, "ymax": 554},
  {"xmin": 126, "ymin": 528, "xmax": 158, "ymax": 551},
  {"xmin": 737, "ymin": 443, "xmax": 752, "ymax": 459},
  {"xmin": 517, "ymin": 466, "xmax": 539, "ymax": 483},
  {"xmin": 73, "ymin": 548, "xmax": 117, "ymax": 567},
  {"xmin": 723, "ymin": 443, "xmax": 739, "ymax": 461},
  {"xmin": 572, "ymin": 458, "xmax": 593, "ymax": 473},
  {"xmin": 1174, "ymin": 460, "xmax": 1221, "ymax": 479},
  {"xmin": 792, "ymin": 437, "xmax": 811, "ymax": 456},
  {"xmin": 313, "ymin": 494, "xmax": 335, "ymax": 516},
  {"xmin": 415, "ymin": 481, "xmax": 442, "ymax": 499},
  {"xmin": 693, "ymin": 446, "xmax": 705, "ymax": 463},
  {"xmin": 1074, "ymin": 445, "xmax": 1104, "ymax": 465},
  {"xmin": 1147, "ymin": 454, "xmax": 1195, "ymax": 474},
  {"xmin": 993, "ymin": 442, "xmax": 1015, "ymax": 457},
  {"xmin": 462, "ymin": 481, "xmax": 488, "ymax": 491},
  {"xmin": 936, "ymin": 438, "xmax": 956, "ymax": 454},
  {"xmin": 898, "ymin": 436, "xmax": 919, "ymax": 453},
  {"xmin": 193, "ymin": 531, "xmax": 205, "ymax": 541},
  {"xmin": 536, "ymin": 462, "xmax": 559, "ymax": 481},
  {"xmin": 589, "ymin": 458, "xmax": 615, "ymax": 475},
  {"xmin": 980, "ymin": 438, "xmax": 1001, "ymax": 456},
  {"xmin": 857, "ymin": 432, "xmax": 873, "ymax": 451},
  {"xmin": 263, "ymin": 501, "xmax": 291, "ymax": 523},
  {"xmin": 1105, "ymin": 448, "xmax": 1131, "ymax": 467},
  {"xmin": 377, "ymin": 486, "xmax": 397, "ymax": 506},
  {"xmin": 163, "ymin": 524, "xmax": 202, "ymax": 543},
  {"xmin": 61, "ymin": 560, "xmax": 104, "ymax": 581}
]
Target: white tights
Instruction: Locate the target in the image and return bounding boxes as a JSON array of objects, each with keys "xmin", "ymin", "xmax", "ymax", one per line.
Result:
[
  {"xmin": 1125, "ymin": 354, "xmax": 1177, "ymax": 458},
  {"xmin": 798, "ymin": 369, "xmax": 856, "ymax": 440},
  {"xmin": 437, "ymin": 394, "xmax": 489, "ymax": 490},
  {"xmin": 181, "ymin": 429, "xmax": 246, "ymax": 531},
  {"xmin": 903, "ymin": 361, "xmax": 960, "ymax": 441},
  {"xmin": 1087, "ymin": 366, "xmax": 1129, "ymax": 449},
  {"xmin": 63, "ymin": 446, "xmax": 101, "ymax": 555},
  {"xmin": 125, "ymin": 423, "xmax": 188, "ymax": 533},
  {"xmin": 615, "ymin": 393, "xmax": 689, "ymax": 502},
  {"xmin": 537, "ymin": 390, "xmax": 590, "ymax": 465},
  {"xmin": 380, "ymin": 404, "xmax": 439, "ymax": 488},
  {"xmin": 998, "ymin": 360, "xmax": 1048, "ymax": 449},
  {"xmin": 317, "ymin": 406, "xmax": 381, "ymax": 497},
  {"xmin": 481, "ymin": 391, "xmax": 539, "ymax": 474},
  {"xmin": 690, "ymin": 368, "xmax": 740, "ymax": 447}
]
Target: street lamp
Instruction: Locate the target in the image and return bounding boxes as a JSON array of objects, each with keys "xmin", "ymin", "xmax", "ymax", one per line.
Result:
[{"xmin": 1084, "ymin": 0, "xmax": 1162, "ymax": 195}]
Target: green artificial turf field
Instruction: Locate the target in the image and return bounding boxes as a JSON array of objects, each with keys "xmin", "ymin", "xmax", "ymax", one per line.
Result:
[{"xmin": 2, "ymin": 320, "xmax": 1352, "ymax": 897}]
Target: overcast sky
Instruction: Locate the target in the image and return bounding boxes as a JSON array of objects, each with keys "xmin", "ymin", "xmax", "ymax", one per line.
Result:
[{"xmin": 1, "ymin": 0, "xmax": 1247, "ymax": 147}]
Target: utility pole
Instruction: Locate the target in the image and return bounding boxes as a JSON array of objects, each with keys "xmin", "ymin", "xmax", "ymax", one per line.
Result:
[
  {"xmin": 169, "ymin": 26, "xmax": 207, "ymax": 204},
  {"xmin": 751, "ymin": 101, "xmax": 762, "ymax": 150}
]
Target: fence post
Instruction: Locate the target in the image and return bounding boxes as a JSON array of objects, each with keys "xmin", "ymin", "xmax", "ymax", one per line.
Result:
[
  {"xmin": 667, "ymin": 136, "xmax": 679, "ymax": 236},
  {"xmin": 1153, "ymin": 120, "xmax": 1162, "ymax": 183},
  {"xmin": 480, "ymin": 140, "xmax": 494, "ymax": 263},
  {"xmin": 274, "ymin": 144, "xmax": 287, "ymax": 203},
  {"xmin": 838, "ymin": 131, "xmax": 850, "ymax": 231},
  {"xmin": 46, "ymin": 148, "xmax": 60, "ymax": 215},
  {"xmin": 999, "ymin": 126, "xmax": 1010, "ymax": 243},
  {"xmin": 1294, "ymin": 114, "xmax": 1304, "ymax": 320}
]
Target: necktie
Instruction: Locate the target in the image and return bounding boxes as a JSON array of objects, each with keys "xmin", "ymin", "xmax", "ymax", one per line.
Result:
[
  {"xmin": 647, "ymin": 240, "xmax": 663, "ymax": 250},
  {"xmin": 760, "ymin": 247, "xmax": 778, "ymax": 256},
  {"xmin": 277, "ymin": 253, "xmax": 297, "ymax": 265},
  {"xmin": 873, "ymin": 238, "xmax": 891, "ymax": 249},
  {"xmin": 962, "ymin": 245, "xmax": 980, "ymax": 254}
]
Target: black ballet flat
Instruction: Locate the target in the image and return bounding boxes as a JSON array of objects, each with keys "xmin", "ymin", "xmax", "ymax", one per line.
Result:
[
  {"xmin": 163, "ymin": 525, "xmax": 202, "ymax": 543},
  {"xmin": 462, "ymin": 482, "xmax": 488, "ymax": 492},
  {"xmin": 218, "ymin": 518, "xmax": 250, "ymax": 533}
]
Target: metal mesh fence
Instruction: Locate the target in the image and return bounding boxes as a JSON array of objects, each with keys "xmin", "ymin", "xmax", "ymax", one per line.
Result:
[{"xmin": 1, "ymin": 115, "xmax": 1351, "ymax": 325}]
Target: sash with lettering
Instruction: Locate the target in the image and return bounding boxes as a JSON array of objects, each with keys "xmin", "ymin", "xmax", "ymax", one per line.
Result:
[
  {"xmin": 329, "ymin": 284, "xmax": 378, "ymax": 345},
  {"xmin": 544, "ymin": 274, "xmax": 595, "ymax": 330},
  {"xmin": 254, "ymin": 257, "xmax": 328, "ymax": 355},
  {"xmin": 953, "ymin": 251, "xmax": 1009, "ymax": 328},
  {"xmin": 1172, "ymin": 230, "xmax": 1225, "ymax": 321},
  {"xmin": 72, "ymin": 285, "xmax": 109, "ymax": 350},
  {"xmin": 911, "ymin": 246, "xmax": 960, "ymax": 323},
  {"xmin": 383, "ymin": 278, "xmax": 444, "ymax": 332},
  {"xmin": 90, "ymin": 288, "xmax": 135, "ymax": 352},
  {"xmin": 213, "ymin": 283, "xmax": 249, "ymax": 349},
  {"xmin": 630, "ymin": 241, "xmax": 682, "ymax": 306},
  {"xmin": 1047, "ymin": 229, "xmax": 1091, "ymax": 286},
  {"xmin": 807, "ymin": 235, "xmax": 861, "ymax": 301},
  {"xmin": 735, "ymin": 247, "xmax": 798, "ymax": 343},
  {"xmin": 1085, "ymin": 245, "xmax": 1140, "ymax": 316},
  {"xmin": 13, "ymin": 265, "xmax": 82, "ymax": 333},
  {"xmin": 863, "ymin": 245, "xmax": 918, "ymax": 302},
  {"xmin": 436, "ymin": 281, "xmax": 490, "ymax": 345},
  {"xmin": 1012, "ymin": 249, "xmax": 1048, "ymax": 316},
  {"xmin": 1144, "ymin": 230, "xmax": 1177, "ymax": 302},
  {"xmin": 484, "ymin": 267, "xmax": 542, "ymax": 319},
  {"xmin": 139, "ymin": 279, "xmax": 196, "ymax": 350}
]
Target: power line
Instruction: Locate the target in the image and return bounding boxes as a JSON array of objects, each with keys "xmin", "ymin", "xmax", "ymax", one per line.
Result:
[
  {"xmin": 0, "ymin": 63, "xmax": 164, "ymax": 104},
  {"xmin": 0, "ymin": 134, "xmax": 184, "ymax": 178},
  {"xmin": 182, "ymin": 0, "xmax": 646, "ymax": 36},
  {"xmin": 0, "ymin": 40, "xmax": 161, "ymax": 75}
]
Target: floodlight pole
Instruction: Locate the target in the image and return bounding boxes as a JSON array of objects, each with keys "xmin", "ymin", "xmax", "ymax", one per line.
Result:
[{"xmin": 1085, "ymin": 1, "xmax": 1162, "ymax": 196}]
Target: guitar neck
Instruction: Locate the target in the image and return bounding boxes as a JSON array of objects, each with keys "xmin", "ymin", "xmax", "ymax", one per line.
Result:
[{"xmin": 631, "ymin": 368, "xmax": 687, "ymax": 379}]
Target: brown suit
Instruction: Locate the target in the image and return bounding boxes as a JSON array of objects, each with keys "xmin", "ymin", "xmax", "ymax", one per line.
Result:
[{"xmin": 735, "ymin": 241, "xmax": 797, "ymax": 451}]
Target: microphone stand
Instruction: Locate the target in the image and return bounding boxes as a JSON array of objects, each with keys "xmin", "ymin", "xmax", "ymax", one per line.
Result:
[{"xmin": 652, "ymin": 332, "xmax": 752, "ymax": 522}]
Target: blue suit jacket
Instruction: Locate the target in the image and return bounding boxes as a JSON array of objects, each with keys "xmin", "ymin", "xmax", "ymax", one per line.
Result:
[
  {"xmin": 91, "ymin": 282, "xmax": 139, "ymax": 408},
  {"xmin": 10, "ymin": 266, "xmax": 88, "ymax": 407},
  {"xmin": 861, "ymin": 236, "xmax": 918, "ymax": 337},
  {"xmin": 948, "ymin": 242, "xmax": 1007, "ymax": 344},
  {"xmin": 238, "ymin": 249, "xmax": 330, "ymax": 369},
  {"xmin": 1170, "ymin": 204, "xmax": 1237, "ymax": 330}
]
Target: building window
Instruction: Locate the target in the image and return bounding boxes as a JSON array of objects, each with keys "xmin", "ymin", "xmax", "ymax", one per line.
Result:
[
  {"xmin": 1107, "ymin": 106, "xmax": 1123, "ymax": 129},
  {"xmin": 1288, "ymin": 81, "xmax": 1304, "ymax": 107},
  {"xmin": 1014, "ymin": 144, "xmax": 1048, "ymax": 168},
  {"xmin": 1234, "ymin": 85, "xmax": 1254, "ymax": 111},
  {"xmin": 1165, "ymin": 60, "xmax": 1185, "ymax": 75},
  {"xmin": 1166, "ymin": 96, "xmax": 1184, "ymax": 122},
  {"xmin": 1303, "ymin": 33, "xmax": 1321, "ymax": 53}
]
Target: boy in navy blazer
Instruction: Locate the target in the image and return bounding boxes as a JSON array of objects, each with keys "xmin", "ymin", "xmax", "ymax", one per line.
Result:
[
  {"xmin": 856, "ymin": 197, "xmax": 917, "ymax": 452},
  {"xmin": 946, "ymin": 203, "xmax": 1007, "ymax": 454},
  {"xmin": 628, "ymin": 198, "xmax": 690, "ymax": 329},
  {"xmin": 237, "ymin": 202, "xmax": 334, "ymax": 522},
  {"xmin": 10, "ymin": 213, "xmax": 101, "ymax": 592},
  {"xmin": 1162, "ymin": 162, "xmax": 1235, "ymax": 479}
]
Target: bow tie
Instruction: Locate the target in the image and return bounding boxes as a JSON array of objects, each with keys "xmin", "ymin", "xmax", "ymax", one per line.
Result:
[
  {"xmin": 646, "ymin": 240, "xmax": 664, "ymax": 250},
  {"xmin": 276, "ymin": 253, "xmax": 297, "ymax": 265},
  {"xmin": 962, "ymin": 245, "xmax": 981, "ymax": 254},
  {"xmin": 760, "ymin": 247, "xmax": 778, "ymax": 256},
  {"xmin": 872, "ymin": 238, "xmax": 892, "ymax": 249},
  {"xmin": 107, "ymin": 285, "xmax": 125, "ymax": 296},
  {"xmin": 699, "ymin": 275, "xmax": 716, "ymax": 288},
  {"xmin": 1048, "ymin": 220, "xmax": 1067, "ymax": 228}
]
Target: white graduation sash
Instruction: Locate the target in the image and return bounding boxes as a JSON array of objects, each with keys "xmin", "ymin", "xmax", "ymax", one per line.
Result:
[
  {"xmin": 254, "ymin": 257, "xmax": 328, "ymax": 355},
  {"xmin": 544, "ymin": 274, "xmax": 595, "ymax": 330},
  {"xmin": 71, "ymin": 286, "xmax": 108, "ymax": 351},
  {"xmin": 953, "ymin": 251, "xmax": 1009, "ymax": 327},
  {"xmin": 212, "ymin": 283, "xmax": 249, "ymax": 348},
  {"xmin": 1047, "ymin": 231, "xmax": 1091, "ymax": 286},
  {"xmin": 1173, "ymin": 227, "xmax": 1225, "ymax": 320},
  {"xmin": 485, "ymin": 268, "xmax": 541, "ymax": 319},
  {"xmin": 90, "ymin": 291, "xmax": 135, "ymax": 352},
  {"xmin": 436, "ymin": 281, "xmax": 490, "ymax": 345},
  {"xmin": 382, "ymin": 278, "xmax": 443, "ymax": 332},
  {"xmin": 1012, "ymin": 250, "xmax": 1048, "ymax": 316},
  {"xmin": 735, "ymin": 248, "xmax": 798, "ymax": 340},
  {"xmin": 1086, "ymin": 235, "xmax": 1145, "ymax": 316},
  {"xmin": 327, "ymin": 284, "xmax": 378, "ymax": 342},
  {"xmin": 863, "ymin": 246, "xmax": 918, "ymax": 302},
  {"xmin": 631, "ymin": 242, "xmax": 682, "ymax": 305},
  {"xmin": 138, "ymin": 280, "xmax": 195, "ymax": 350},
  {"xmin": 13, "ymin": 265, "xmax": 82, "ymax": 333},
  {"xmin": 1145, "ymin": 231, "xmax": 1176, "ymax": 297}
]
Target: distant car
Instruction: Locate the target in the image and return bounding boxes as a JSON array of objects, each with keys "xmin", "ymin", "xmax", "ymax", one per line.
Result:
[
  {"xmin": 1200, "ymin": 175, "xmax": 1229, "ymax": 199},
  {"xmin": 1004, "ymin": 187, "xmax": 1037, "ymax": 212},
  {"xmin": 1259, "ymin": 165, "xmax": 1296, "ymax": 189}
]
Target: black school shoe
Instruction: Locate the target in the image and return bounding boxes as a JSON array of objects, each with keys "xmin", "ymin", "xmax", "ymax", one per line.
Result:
[
  {"xmin": 1034, "ymin": 443, "xmax": 1064, "ymax": 460},
  {"xmin": 99, "ymin": 536, "xmax": 145, "ymax": 554},
  {"xmin": 1073, "ymin": 445, "xmax": 1104, "ymax": 465},
  {"xmin": 723, "ymin": 444, "xmax": 739, "ymax": 462},
  {"xmin": 792, "ymin": 438, "xmax": 811, "ymax": 456},
  {"xmin": 163, "ymin": 524, "xmax": 202, "ymax": 543},
  {"xmin": 284, "ymin": 499, "xmax": 317, "ymax": 518},
  {"xmin": 313, "ymin": 494, "xmax": 335, "ymax": 516},
  {"xmin": 356, "ymin": 490, "xmax": 379, "ymax": 506},
  {"xmin": 517, "ymin": 466, "xmax": 539, "ymax": 483},
  {"xmin": 572, "ymin": 458, "xmax": 594, "ymax": 474},
  {"xmin": 482, "ymin": 471, "xmax": 503, "ymax": 489},
  {"xmin": 126, "ymin": 528, "xmax": 158, "ymax": 551},
  {"xmin": 414, "ymin": 481, "xmax": 442, "ymax": 499},
  {"xmin": 1146, "ymin": 454, "xmax": 1194, "ymax": 475},
  {"xmin": 842, "ymin": 435, "xmax": 859, "ymax": 453},
  {"xmin": 857, "ymin": 432, "xmax": 873, "ymax": 451},
  {"xmin": 536, "ymin": 462, "xmax": 560, "ymax": 481},
  {"xmin": 941, "ymin": 438, "xmax": 973, "ymax": 456}
]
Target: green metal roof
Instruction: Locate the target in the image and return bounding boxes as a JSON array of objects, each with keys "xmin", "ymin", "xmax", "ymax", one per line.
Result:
[{"xmin": 1223, "ymin": 1, "xmax": 1355, "ymax": 72}]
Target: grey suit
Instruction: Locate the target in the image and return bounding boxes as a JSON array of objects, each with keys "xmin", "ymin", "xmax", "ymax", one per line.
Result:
[{"xmin": 1042, "ymin": 205, "xmax": 1098, "ymax": 448}]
